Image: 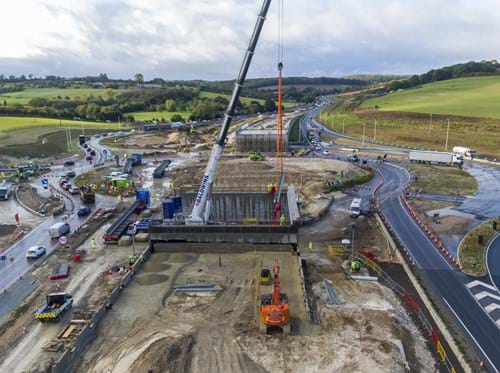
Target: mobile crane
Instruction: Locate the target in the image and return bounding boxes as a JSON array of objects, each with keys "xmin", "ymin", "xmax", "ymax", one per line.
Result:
[
  {"xmin": 260, "ymin": 259, "xmax": 291, "ymax": 334},
  {"xmin": 186, "ymin": 0, "xmax": 272, "ymax": 224}
]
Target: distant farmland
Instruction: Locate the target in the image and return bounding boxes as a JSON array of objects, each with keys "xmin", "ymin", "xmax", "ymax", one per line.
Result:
[{"xmin": 361, "ymin": 76, "xmax": 500, "ymax": 119}]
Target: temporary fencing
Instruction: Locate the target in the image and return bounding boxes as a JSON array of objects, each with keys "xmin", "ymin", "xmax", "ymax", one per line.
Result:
[{"xmin": 328, "ymin": 246, "xmax": 458, "ymax": 373}]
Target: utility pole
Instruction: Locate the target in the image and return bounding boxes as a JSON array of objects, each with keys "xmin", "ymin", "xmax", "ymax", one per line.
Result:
[
  {"xmin": 118, "ymin": 116, "xmax": 121, "ymax": 131},
  {"xmin": 429, "ymin": 113, "xmax": 433, "ymax": 133},
  {"xmin": 445, "ymin": 118, "xmax": 450, "ymax": 151},
  {"xmin": 331, "ymin": 115, "xmax": 334, "ymax": 129},
  {"xmin": 342, "ymin": 117, "xmax": 345, "ymax": 133},
  {"xmin": 373, "ymin": 120, "xmax": 377, "ymax": 141},
  {"xmin": 362, "ymin": 122, "xmax": 366, "ymax": 147},
  {"xmin": 350, "ymin": 223, "xmax": 355, "ymax": 262}
]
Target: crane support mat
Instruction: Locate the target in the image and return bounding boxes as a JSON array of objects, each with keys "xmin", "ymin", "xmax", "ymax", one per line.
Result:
[{"xmin": 50, "ymin": 263, "xmax": 70, "ymax": 280}]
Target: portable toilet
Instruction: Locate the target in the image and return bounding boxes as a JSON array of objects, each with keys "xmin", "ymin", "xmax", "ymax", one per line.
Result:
[
  {"xmin": 136, "ymin": 189, "xmax": 151, "ymax": 207},
  {"xmin": 172, "ymin": 196, "xmax": 182, "ymax": 213},
  {"xmin": 162, "ymin": 199, "xmax": 175, "ymax": 219}
]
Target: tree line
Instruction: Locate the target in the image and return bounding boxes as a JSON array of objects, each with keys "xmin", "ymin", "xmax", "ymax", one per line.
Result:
[{"xmin": 385, "ymin": 60, "xmax": 500, "ymax": 91}]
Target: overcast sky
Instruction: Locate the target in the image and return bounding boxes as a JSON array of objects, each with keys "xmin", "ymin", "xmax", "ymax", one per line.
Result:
[{"xmin": 0, "ymin": 0, "xmax": 499, "ymax": 80}]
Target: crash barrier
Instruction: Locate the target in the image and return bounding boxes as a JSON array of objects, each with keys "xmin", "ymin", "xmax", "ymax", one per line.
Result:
[
  {"xmin": 14, "ymin": 184, "xmax": 45, "ymax": 217},
  {"xmin": 51, "ymin": 246, "xmax": 152, "ymax": 373},
  {"xmin": 329, "ymin": 247, "xmax": 458, "ymax": 373},
  {"xmin": 400, "ymin": 194, "xmax": 460, "ymax": 270},
  {"xmin": 72, "ymin": 208, "xmax": 104, "ymax": 234}
]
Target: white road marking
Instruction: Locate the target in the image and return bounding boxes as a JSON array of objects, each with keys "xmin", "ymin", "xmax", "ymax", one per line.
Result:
[
  {"xmin": 485, "ymin": 303, "xmax": 500, "ymax": 313},
  {"xmin": 475, "ymin": 291, "xmax": 500, "ymax": 302},
  {"xmin": 442, "ymin": 297, "xmax": 499, "ymax": 373},
  {"xmin": 467, "ymin": 280, "xmax": 497, "ymax": 291}
]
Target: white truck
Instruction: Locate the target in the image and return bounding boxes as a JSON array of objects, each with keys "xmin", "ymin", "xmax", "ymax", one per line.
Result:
[
  {"xmin": 409, "ymin": 150, "xmax": 463, "ymax": 167},
  {"xmin": 49, "ymin": 222, "xmax": 70, "ymax": 238},
  {"xmin": 452, "ymin": 146, "xmax": 476, "ymax": 158},
  {"xmin": 350, "ymin": 198, "xmax": 362, "ymax": 218},
  {"xmin": 0, "ymin": 182, "xmax": 13, "ymax": 201}
]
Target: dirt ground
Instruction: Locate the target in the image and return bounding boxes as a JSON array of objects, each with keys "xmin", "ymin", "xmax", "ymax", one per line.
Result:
[
  {"xmin": 171, "ymin": 157, "xmax": 368, "ymax": 216},
  {"xmin": 0, "ymin": 222, "xmax": 139, "ymax": 372},
  {"xmin": 76, "ymin": 250, "xmax": 310, "ymax": 373}
]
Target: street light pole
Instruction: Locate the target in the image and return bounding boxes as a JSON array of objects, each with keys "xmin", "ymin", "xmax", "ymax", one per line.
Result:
[
  {"xmin": 342, "ymin": 117, "xmax": 345, "ymax": 133},
  {"xmin": 362, "ymin": 122, "xmax": 366, "ymax": 147},
  {"xmin": 445, "ymin": 118, "xmax": 450, "ymax": 150},
  {"xmin": 373, "ymin": 120, "xmax": 377, "ymax": 141}
]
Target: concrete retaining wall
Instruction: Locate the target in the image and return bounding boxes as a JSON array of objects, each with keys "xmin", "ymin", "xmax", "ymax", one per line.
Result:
[
  {"xmin": 154, "ymin": 242, "xmax": 294, "ymax": 253},
  {"xmin": 51, "ymin": 246, "xmax": 152, "ymax": 373},
  {"xmin": 181, "ymin": 191, "xmax": 291, "ymax": 224}
]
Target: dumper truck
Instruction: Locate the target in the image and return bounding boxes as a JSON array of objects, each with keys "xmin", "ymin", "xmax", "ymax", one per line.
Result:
[
  {"xmin": 409, "ymin": 150, "xmax": 463, "ymax": 167},
  {"xmin": 80, "ymin": 185, "xmax": 96, "ymax": 204},
  {"xmin": 35, "ymin": 292, "xmax": 73, "ymax": 322}
]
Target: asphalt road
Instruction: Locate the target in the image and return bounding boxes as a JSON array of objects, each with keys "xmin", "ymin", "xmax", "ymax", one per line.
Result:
[
  {"xmin": 377, "ymin": 162, "xmax": 500, "ymax": 373},
  {"xmin": 455, "ymin": 163, "xmax": 500, "ymax": 219},
  {"xmin": 0, "ymin": 134, "xmax": 116, "ymax": 294},
  {"xmin": 487, "ymin": 234, "xmax": 500, "ymax": 293}
]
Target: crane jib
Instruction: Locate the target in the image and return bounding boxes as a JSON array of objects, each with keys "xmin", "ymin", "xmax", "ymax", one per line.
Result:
[{"xmin": 195, "ymin": 175, "xmax": 210, "ymax": 206}]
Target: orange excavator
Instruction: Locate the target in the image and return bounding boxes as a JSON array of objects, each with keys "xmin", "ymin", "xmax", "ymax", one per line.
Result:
[{"xmin": 260, "ymin": 259, "xmax": 291, "ymax": 334}]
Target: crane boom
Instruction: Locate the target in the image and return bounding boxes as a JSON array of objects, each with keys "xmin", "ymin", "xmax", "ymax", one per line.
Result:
[{"xmin": 187, "ymin": 0, "xmax": 272, "ymax": 224}]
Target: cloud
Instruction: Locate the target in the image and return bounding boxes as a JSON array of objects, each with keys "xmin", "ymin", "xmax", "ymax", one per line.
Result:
[{"xmin": 0, "ymin": 0, "xmax": 499, "ymax": 79}]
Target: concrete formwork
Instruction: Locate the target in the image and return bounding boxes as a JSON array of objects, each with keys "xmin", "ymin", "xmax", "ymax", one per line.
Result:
[
  {"xmin": 236, "ymin": 129, "xmax": 289, "ymax": 153},
  {"xmin": 181, "ymin": 190, "xmax": 295, "ymax": 225}
]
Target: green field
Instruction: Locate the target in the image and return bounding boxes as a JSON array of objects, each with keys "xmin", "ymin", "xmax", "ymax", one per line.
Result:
[
  {"xmin": 128, "ymin": 111, "xmax": 191, "ymax": 121},
  {"xmin": 0, "ymin": 116, "xmax": 122, "ymax": 157},
  {"xmin": 0, "ymin": 116, "xmax": 121, "ymax": 133},
  {"xmin": 361, "ymin": 76, "xmax": 500, "ymax": 119},
  {"xmin": 199, "ymin": 91, "xmax": 299, "ymax": 108},
  {"xmin": 0, "ymin": 87, "xmax": 126, "ymax": 105}
]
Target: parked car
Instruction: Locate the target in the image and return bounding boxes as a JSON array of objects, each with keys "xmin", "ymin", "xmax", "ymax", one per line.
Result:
[
  {"xmin": 66, "ymin": 171, "xmax": 76, "ymax": 178},
  {"xmin": 90, "ymin": 150, "xmax": 96, "ymax": 156},
  {"xmin": 63, "ymin": 160, "xmax": 75, "ymax": 167},
  {"xmin": 63, "ymin": 183, "xmax": 72, "ymax": 191},
  {"xmin": 26, "ymin": 246, "xmax": 46, "ymax": 259},
  {"xmin": 70, "ymin": 186, "xmax": 80, "ymax": 194},
  {"xmin": 83, "ymin": 144, "xmax": 88, "ymax": 149},
  {"xmin": 85, "ymin": 155, "xmax": 92, "ymax": 161},
  {"xmin": 77, "ymin": 206, "xmax": 91, "ymax": 216}
]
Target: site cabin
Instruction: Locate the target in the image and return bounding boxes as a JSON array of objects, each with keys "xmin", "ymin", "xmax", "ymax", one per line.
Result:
[
  {"xmin": 408, "ymin": 150, "xmax": 463, "ymax": 167},
  {"xmin": 350, "ymin": 198, "xmax": 362, "ymax": 218}
]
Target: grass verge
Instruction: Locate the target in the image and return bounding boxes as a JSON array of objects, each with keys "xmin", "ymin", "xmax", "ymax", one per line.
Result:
[
  {"xmin": 406, "ymin": 164, "xmax": 477, "ymax": 196},
  {"xmin": 458, "ymin": 218, "xmax": 500, "ymax": 276}
]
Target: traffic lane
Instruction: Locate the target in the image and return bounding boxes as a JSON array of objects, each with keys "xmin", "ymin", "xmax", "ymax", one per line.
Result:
[
  {"xmin": 378, "ymin": 169, "xmax": 500, "ymax": 370},
  {"xmin": 456, "ymin": 164, "xmax": 500, "ymax": 219},
  {"xmin": 0, "ymin": 211, "xmax": 88, "ymax": 291},
  {"xmin": 421, "ymin": 267, "xmax": 500, "ymax": 373},
  {"xmin": 487, "ymin": 234, "xmax": 500, "ymax": 293},
  {"xmin": 382, "ymin": 197, "xmax": 452, "ymax": 271},
  {"xmin": 382, "ymin": 197, "xmax": 500, "ymax": 370}
]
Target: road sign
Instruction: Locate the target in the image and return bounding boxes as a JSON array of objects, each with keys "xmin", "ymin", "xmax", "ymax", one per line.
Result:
[
  {"xmin": 102, "ymin": 149, "xmax": 108, "ymax": 156},
  {"xmin": 41, "ymin": 178, "xmax": 49, "ymax": 186},
  {"xmin": 58, "ymin": 236, "xmax": 68, "ymax": 245}
]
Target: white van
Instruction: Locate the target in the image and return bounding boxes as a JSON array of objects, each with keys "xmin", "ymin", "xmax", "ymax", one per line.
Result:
[
  {"xmin": 350, "ymin": 198, "xmax": 362, "ymax": 218},
  {"xmin": 49, "ymin": 222, "xmax": 70, "ymax": 238}
]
